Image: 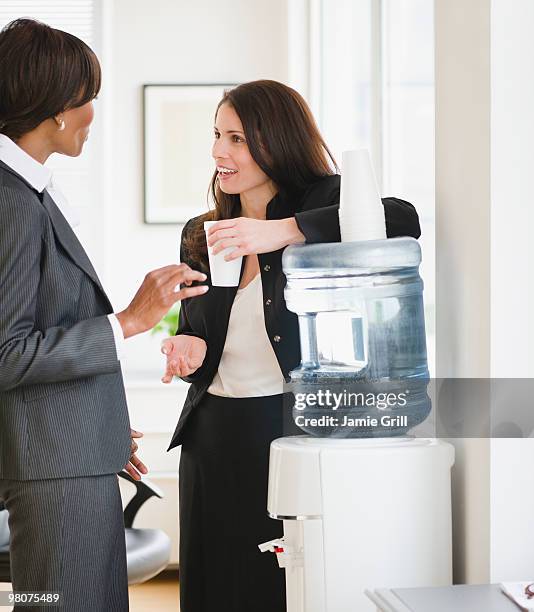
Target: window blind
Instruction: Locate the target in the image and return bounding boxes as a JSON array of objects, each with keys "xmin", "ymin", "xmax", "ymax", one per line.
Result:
[
  {"xmin": 0, "ymin": 1, "xmax": 95, "ymax": 45},
  {"xmin": 0, "ymin": 0, "xmax": 103, "ymax": 255}
]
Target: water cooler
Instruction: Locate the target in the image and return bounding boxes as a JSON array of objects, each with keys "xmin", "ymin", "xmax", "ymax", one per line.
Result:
[{"xmin": 260, "ymin": 238, "xmax": 454, "ymax": 612}]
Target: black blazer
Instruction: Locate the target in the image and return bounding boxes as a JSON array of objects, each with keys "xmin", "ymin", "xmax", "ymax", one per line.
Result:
[{"xmin": 168, "ymin": 174, "xmax": 421, "ymax": 449}]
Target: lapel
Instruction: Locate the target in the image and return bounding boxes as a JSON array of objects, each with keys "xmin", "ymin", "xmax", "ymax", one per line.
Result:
[
  {"xmin": 0, "ymin": 160, "xmax": 111, "ymax": 305},
  {"xmin": 0, "ymin": 159, "xmax": 37, "ymax": 192},
  {"xmin": 40, "ymin": 190, "xmax": 106, "ymax": 294}
]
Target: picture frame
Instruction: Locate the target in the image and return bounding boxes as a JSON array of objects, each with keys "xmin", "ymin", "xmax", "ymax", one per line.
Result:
[{"xmin": 143, "ymin": 83, "xmax": 237, "ymax": 224}]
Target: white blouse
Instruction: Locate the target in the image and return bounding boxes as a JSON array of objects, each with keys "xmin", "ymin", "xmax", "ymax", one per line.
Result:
[{"xmin": 207, "ymin": 274, "xmax": 284, "ymax": 398}]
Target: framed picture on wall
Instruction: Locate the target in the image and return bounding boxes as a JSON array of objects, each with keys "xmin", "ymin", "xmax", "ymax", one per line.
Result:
[{"xmin": 143, "ymin": 83, "xmax": 237, "ymax": 224}]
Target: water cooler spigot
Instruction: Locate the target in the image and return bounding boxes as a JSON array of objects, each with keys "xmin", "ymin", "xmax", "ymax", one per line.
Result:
[{"xmin": 258, "ymin": 537, "xmax": 303, "ymax": 570}]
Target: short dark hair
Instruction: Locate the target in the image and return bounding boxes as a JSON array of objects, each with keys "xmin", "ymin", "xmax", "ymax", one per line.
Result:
[{"xmin": 0, "ymin": 18, "xmax": 101, "ymax": 140}]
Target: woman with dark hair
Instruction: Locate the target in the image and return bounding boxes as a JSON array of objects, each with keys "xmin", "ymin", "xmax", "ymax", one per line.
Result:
[
  {"xmin": 0, "ymin": 18, "xmax": 207, "ymax": 610},
  {"xmin": 162, "ymin": 80, "xmax": 421, "ymax": 612}
]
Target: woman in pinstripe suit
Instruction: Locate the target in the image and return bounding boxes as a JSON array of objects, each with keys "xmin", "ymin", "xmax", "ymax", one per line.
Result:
[{"xmin": 0, "ymin": 18, "xmax": 208, "ymax": 611}]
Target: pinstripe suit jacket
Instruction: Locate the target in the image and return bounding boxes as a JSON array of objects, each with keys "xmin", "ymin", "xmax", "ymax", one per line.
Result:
[{"xmin": 0, "ymin": 161, "xmax": 131, "ymax": 480}]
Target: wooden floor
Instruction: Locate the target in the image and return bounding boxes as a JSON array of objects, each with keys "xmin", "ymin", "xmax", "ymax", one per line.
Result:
[
  {"xmin": 129, "ymin": 571, "xmax": 180, "ymax": 611},
  {"xmin": 0, "ymin": 572, "xmax": 181, "ymax": 611}
]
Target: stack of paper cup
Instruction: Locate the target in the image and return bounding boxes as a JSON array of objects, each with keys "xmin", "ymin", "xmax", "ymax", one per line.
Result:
[
  {"xmin": 339, "ymin": 149, "xmax": 386, "ymax": 242},
  {"xmin": 204, "ymin": 221, "xmax": 243, "ymax": 287}
]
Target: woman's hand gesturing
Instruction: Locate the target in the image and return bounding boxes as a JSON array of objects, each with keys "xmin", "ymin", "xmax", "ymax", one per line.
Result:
[
  {"xmin": 124, "ymin": 428, "xmax": 148, "ymax": 481},
  {"xmin": 206, "ymin": 217, "xmax": 305, "ymax": 260},
  {"xmin": 161, "ymin": 335, "xmax": 207, "ymax": 382},
  {"xmin": 116, "ymin": 264, "xmax": 208, "ymax": 339}
]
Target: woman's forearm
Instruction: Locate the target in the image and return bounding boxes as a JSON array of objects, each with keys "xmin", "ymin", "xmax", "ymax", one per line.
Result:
[{"xmin": 279, "ymin": 217, "xmax": 306, "ymax": 246}]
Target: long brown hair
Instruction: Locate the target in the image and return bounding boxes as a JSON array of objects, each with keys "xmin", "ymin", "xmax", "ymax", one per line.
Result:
[{"xmin": 182, "ymin": 80, "xmax": 338, "ymax": 269}]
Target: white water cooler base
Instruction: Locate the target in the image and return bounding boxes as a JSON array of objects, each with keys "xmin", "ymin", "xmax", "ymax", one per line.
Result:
[{"xmin": 265, "ymin": 437, "xmax": 454, "ymax": 612}]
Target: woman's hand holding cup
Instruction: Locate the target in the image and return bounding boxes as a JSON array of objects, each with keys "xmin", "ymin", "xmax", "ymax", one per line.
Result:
[
  {"xmin": 206, "ymin": 216, "xmax": 305, "ymax": 260},
  {"xmin": 161, "ymin": 335, "xmax": 207, "ymax": 382}
]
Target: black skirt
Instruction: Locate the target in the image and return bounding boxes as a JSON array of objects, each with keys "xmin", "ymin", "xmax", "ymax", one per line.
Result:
[{"xmin": 178, "ymin": 392, "xmax": 292, "ymax": 612}]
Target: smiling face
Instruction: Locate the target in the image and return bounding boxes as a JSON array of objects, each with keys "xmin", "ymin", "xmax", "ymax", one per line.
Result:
[{"xmin": 212, "ymin": 102, "xmax": 272, "ymax": 197}]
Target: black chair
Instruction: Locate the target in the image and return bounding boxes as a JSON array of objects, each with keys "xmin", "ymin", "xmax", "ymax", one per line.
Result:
[{"xmin": 0, "ymin": 471, "xmax": 171, "ymax": 585}]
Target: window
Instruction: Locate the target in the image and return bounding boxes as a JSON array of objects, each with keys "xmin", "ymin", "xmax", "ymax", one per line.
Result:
[
  {"xmin": 0, "ymin": 1, "xmax": 96, "ymax": 44},
  {"xmin": 289, "ymin": 0, "xmax": 436, "ymax": 373},
  {"xmin": 381, "ymin": 0, "xmax": 435, "ymax": 372},
  {"xmin": 0, "ymin": 1, "xmax": 105, "ymax": 270}
]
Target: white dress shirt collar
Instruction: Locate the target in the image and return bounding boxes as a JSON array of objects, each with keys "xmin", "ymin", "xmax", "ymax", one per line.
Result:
[
  {"xmin": 0, "ymin": 134, "xmax": 80, "ymax": 228},
  {"xmin": 0, "ymin": 133, "xmax": 51, "ymax": 192}
]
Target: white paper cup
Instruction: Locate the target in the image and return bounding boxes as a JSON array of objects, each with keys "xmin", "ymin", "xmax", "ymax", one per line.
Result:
[
  {"xmin": 339, "ymin": 149, "xmax": 386, "ymax": 243},
  {"xmin": 204, "ymin": 221, "xmax": 243, "ymax": 287}
]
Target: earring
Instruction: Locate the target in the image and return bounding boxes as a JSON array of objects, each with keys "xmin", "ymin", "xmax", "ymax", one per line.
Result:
[{"xmin": 55, "ymin": 116, "xmax": 65, "ymax": 131}]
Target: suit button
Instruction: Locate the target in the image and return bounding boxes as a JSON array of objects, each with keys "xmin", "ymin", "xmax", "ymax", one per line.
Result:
[
  {"xmin": 264, "ymin": 264, "xmax": 271, "ymax": 272},
  {"xmin": 273, "ymin": 335, "xmax": 281, "ymax": 342},
  {"xmin": 265, "ymin": 299, "xmax": 272, "ymax": 306}
]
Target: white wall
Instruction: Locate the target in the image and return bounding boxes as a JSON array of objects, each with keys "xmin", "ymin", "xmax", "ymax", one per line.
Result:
[
  {"xmin": 489, "ymin": 0, "xmax": 534, "ymax": 583},
  {"xmin": 100, "ymin": 0, "xmax": 288, "ymax": 381},
  {"xmin": 91, "ymin": 0, "xmax": 288, "ymax": 565},
  {"xmin": 435, "ymin": 0, "xmax": 491, "ymax": 583},
  {"xmin": 435, "ymin": 0, "xmax": 491, "ymax": 381},
  {"xmin": 490, "ymin": 0, "xmax": 534, "ymax": 378},
  {"xmin": 436, "ymin": 0, "xmax": 534, "ymax": 584}
]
